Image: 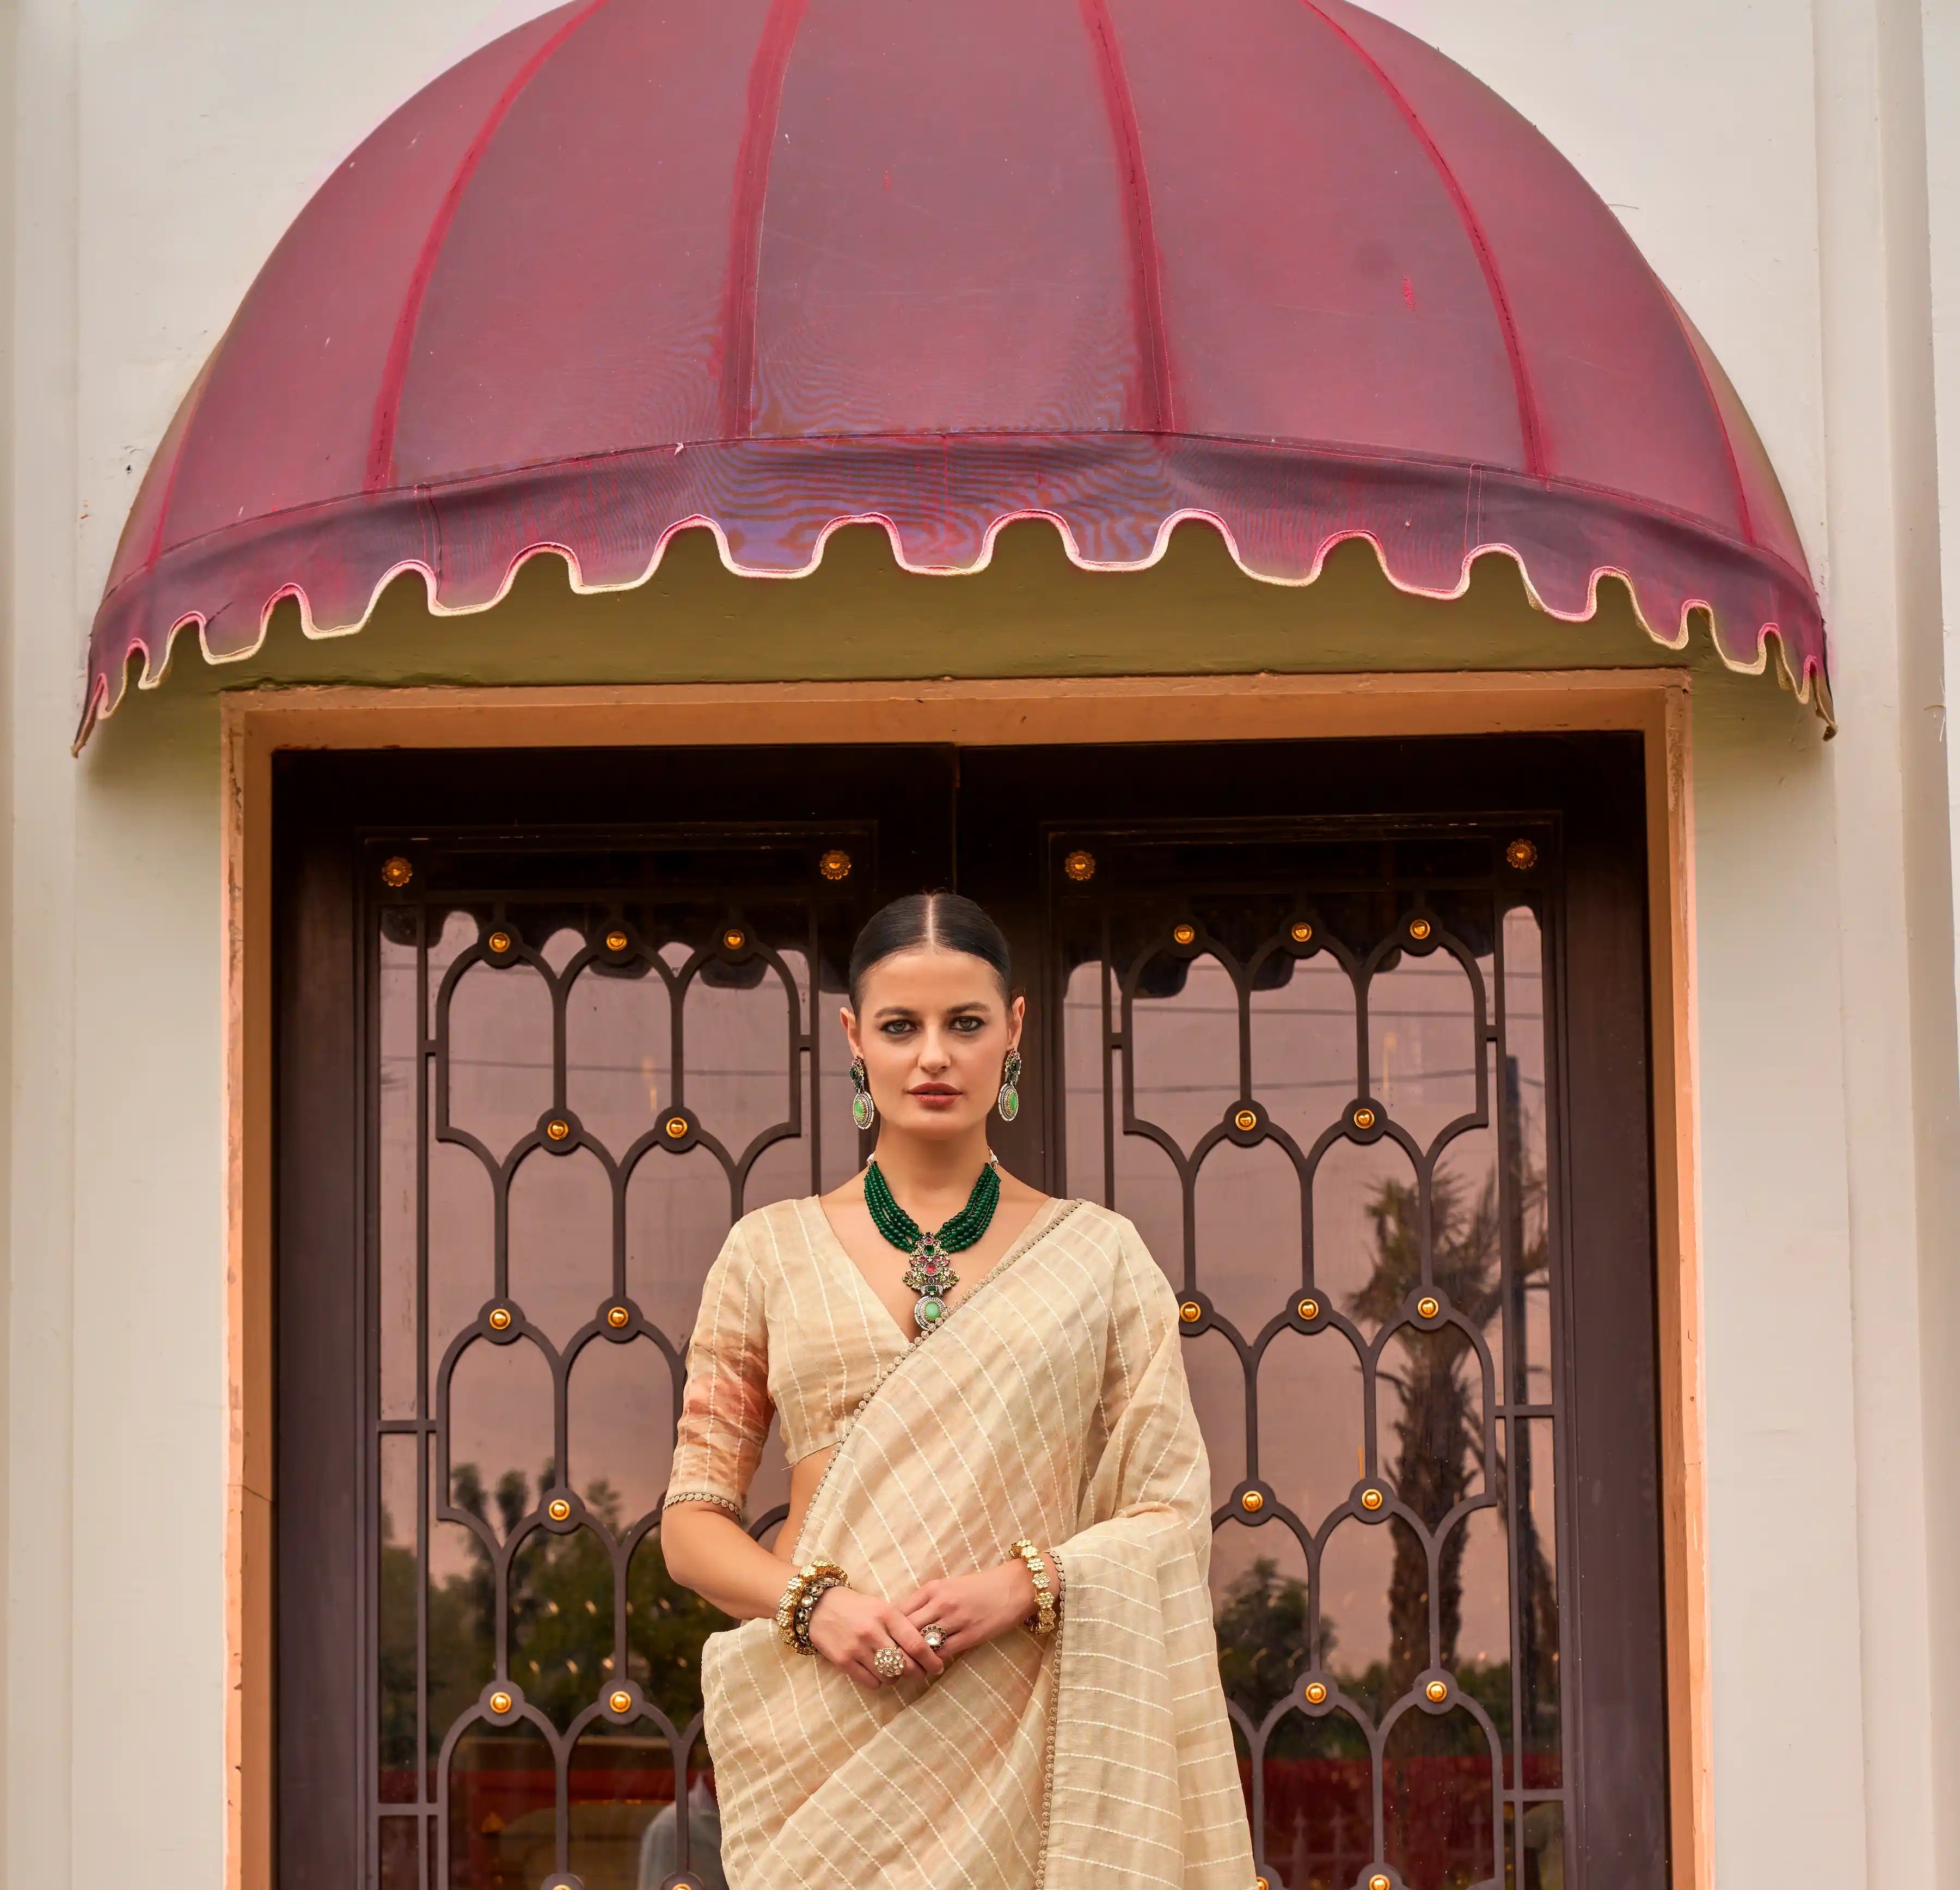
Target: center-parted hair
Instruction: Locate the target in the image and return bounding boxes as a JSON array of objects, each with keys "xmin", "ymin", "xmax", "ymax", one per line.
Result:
[{"xmin": 847, "ymin": 892, "xmax": 1013, "ymax": 1010}]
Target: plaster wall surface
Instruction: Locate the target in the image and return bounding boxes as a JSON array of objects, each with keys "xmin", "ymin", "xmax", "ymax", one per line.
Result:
[
  {"xmin": 5, "ymin": 5, "xmax": 1953, "ymax": 1890},
  {"xmin": 1915, "ymin": 0, "xmax": 1960, "ymax": 1867}
]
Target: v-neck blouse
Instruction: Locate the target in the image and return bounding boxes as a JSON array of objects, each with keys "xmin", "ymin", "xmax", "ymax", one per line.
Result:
[{"xmin": 664, "ymin": 1196, "xmax": 926, "ymax": 1519}]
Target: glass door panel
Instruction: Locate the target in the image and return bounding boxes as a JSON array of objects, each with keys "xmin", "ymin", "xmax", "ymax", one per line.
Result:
[
  {"xmin": 296, "ymin": 736, "xmax": 1659, "ymax": 1890},
  {"xmin": 369, "ymin": 829, "xmax": 897, "ymax": 1890},
  {"xmin": 1046, "ymin": 821, "xmax": 1565, "ymax": 1890}
]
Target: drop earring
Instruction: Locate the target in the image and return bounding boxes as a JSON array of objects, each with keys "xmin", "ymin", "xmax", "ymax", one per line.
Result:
[
  {"xmin": 850, "ymin": 1057, "xmax": 877, "ymax": 1131},
  {"xmin": 997, "ymin": 1049, "xmax": 1022, "ymax": 1124}
]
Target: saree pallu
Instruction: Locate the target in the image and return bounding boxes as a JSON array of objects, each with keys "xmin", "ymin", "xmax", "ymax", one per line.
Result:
[{"xmin": 701, "ymin": 1201, "xmax": 1255, "ymax": 1890}]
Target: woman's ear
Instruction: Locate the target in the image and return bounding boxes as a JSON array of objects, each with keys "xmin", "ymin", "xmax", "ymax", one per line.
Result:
[
  {"xmin": 1007, "ymin": 993, "xmax": 1026, "ymax": 1048},
  {"xmin": 841, "ymin": 1003, "xmax": 863, "ymax": 1060}
]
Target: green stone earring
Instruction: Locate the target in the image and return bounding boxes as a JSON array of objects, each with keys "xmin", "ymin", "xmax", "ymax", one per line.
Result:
[
  {"xmin": 850, "ymin": 1057, "xmax": 876, "ymax": 1131},
  {"xmin": 997, "ymin": 1049, "xmax": 1022, "ymax": 1124}
]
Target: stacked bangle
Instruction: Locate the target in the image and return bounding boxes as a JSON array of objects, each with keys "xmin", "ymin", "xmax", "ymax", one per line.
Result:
[
  {"xmin": 775, "ymin": 1558, "xmax": 848, "ymax": 1655},
  {"xmin": 1009, "ymin": 1538, "xmax": 1060, "ymax": 1637}
]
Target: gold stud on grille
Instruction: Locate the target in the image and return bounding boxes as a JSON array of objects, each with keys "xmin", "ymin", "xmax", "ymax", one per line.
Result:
[
  {"xmin": 1298, "ymin": 1297, "xmax": 1320, "ymax": 1321},
  {"xmin": 605, "ymin": 929, "xmax": 629, "ymax": 953},
  {"xmin": 607, "ymin": 1305, "xmax": 630, "ymax": 1329},
  {"xmin": 722, "ymin": 928, "xmax": 746, "ymax": 950},
  {"xmin": 1173, "ymin": 923, "xmax": 1197, "ymax": 946},
  {"xmin": 1361, "ymin": 1488, "xmax": 1385, "ymax": 1511},
  {"xmin": 546, "ymin": 1118, "xmax": 571, "ymax": 1142},
  {"xmin": 1290, "ymin": 921, "xmax": 1313, "ymax": 943},
  {"xmin": 381, "ymin": 856, "xmax": 414, "ymax": 888},
  {"xmin": 1180, "ymin": 1300, "xmax": 1203, "ymax": 1324},
  {"xmin": 487, "ymin": 930, "xmax": 512, "ymax": 954},
  {"xmin": 665, "ymin": 1115, "xmax": 689, "ymax": 1140},
  {"xmin": 488, "ymin": 1308, "xmax": 512, "ymax": 1331},
  {"xmin": 1256, "ymin": 1878, "xmax": 1270, "ymax": 1890},
  {"xmin": 1063, "ymin": 849, "xmax": 1096, "ymax": 882},
  {"xmin": 1408, "ymin": 918, "xmax": 1432, "ymax": 941},
  {"xmin": 1371, "ymin": 1875, "xmax": 1392, "ymax": 1890},
  {"xmin": 1241, "ymin": 1489, "xmax": 1264, "ymax": 1514},
  {"xmin": 609, "ymin": 1689, "xmax": 632, "ymax": 1714},
  {"xmin": 1426, "ymin": 1680, "xmax": 1449, "ymax": 1703},
  {"xmin": 1234, "ymin": 1108, "xmax": 1258, "ymax": 1132},
  {"xmin": 1417, "ymin": 1296, "xmax": 1440, "ymax": 1320},
  {"xmin": 489, "ymin": 1691, "xmax": 513, "ymax": 1716},
  {"xmin": 1506, "ymin": 838, "xmax": 1538, "ymax": 870},
  {"xmin": 548, "ymin": 1499, "xmax": 572, "ymax": 1522},
  {"xmin": 819, "ymin": 849, "xmax": 852, "ymax": 881},
  {"xmin": 1352, "ymin": 1106, "xmax": 1377, "ymax": 1131},
  {"xmin": 1304, "ymin": 1681, "xmax": 1328, "ymax": 1705}
]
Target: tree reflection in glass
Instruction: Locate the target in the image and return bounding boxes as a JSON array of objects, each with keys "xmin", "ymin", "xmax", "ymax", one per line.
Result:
[{"xmin": 1105, "ymin": 886, "xmax": 1566, "ymax": 1889}]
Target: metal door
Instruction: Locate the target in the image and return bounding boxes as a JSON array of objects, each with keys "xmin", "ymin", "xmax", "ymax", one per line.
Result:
[{"xmin": 277, "ymin": 734, "xmax": 1664, "ymax": 1890}]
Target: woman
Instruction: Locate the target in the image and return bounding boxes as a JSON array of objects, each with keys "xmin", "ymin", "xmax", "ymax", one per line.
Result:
[{"xmin": 662, "ymin": 893, "xmax": 1253, "ymax": 1890}]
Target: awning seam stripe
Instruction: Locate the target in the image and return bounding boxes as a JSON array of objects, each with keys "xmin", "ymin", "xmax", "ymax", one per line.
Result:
[
  {"xmin": 719, "ymin": 0, "xmax": 811, "ymax": 441},
  {"xmin": 362, "ymin": 0, "xmax": 614, "ymax": 495},
  {"xmin": 1300, "ymin": 0, "xmax": 1547, "ymax": 481}
]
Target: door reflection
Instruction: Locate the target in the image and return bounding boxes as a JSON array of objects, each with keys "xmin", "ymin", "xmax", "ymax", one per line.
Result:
[
  {"xmin": 375, "ymin": 879, "xmax": 866, "ymax": 1890},
  {"xmin": 372, "ymin": 839, "xmax": 1564, "ymax": 1890},
  {"xmin": 1059, "ymin": 859, "xmax": 1563, "ymax": 1890}
]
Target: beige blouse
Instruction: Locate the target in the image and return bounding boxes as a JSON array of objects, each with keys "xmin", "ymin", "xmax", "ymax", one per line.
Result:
[{"xmin": 665, "ymin": 1195, "xmax": 918, "ymax": 1520}]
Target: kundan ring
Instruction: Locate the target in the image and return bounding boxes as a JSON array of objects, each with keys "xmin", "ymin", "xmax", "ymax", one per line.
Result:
[
  {"xmin": 921, "ymin": 1623, "xmax": 947, "ymax": 1653},
  {"xmin": 872, "ymin": 1646, "xmax": 906, "ymax": 1680}
]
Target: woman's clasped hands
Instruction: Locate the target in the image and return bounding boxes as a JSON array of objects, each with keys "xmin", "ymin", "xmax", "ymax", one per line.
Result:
[
  {"xmin": 802, "ymin": 1583, "xmax": 941, "ymax": 1689},
  {"xmin": 805, "ymin": 1558, "xmax": 1039, "ymax": 1690}
]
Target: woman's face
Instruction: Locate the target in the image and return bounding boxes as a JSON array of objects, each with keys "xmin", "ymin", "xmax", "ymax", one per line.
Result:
[{"xmin": 843, "ymin": 947, "xmax": 1024, "ymax": 1141}]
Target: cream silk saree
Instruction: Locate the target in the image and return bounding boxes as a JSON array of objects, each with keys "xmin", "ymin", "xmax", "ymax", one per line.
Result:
[{"xmin": 700, "ymin": 1199, "xmax": 1255, "ymax": 1890}]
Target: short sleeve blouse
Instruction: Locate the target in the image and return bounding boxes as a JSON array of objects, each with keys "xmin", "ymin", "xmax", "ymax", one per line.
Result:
[{"xmin": 665, "ymin": 1198, "xmax": 911, "ymax": 1520}]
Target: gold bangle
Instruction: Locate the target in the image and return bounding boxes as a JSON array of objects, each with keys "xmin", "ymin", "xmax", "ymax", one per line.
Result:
[
  {"xmin": 1009, "ymin": 1538, "xmax": 1059, "ymax": 1637},
  {"xmin": 792, "ymin": 1573, "xmax": 845, "ymax": 1654},
  {"xmin": 774, "ymin": 1558, "xmax": 848, "ymax": 1652}
]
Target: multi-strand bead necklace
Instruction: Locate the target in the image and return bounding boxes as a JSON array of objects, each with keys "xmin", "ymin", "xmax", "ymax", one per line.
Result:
[{"xmin": 862, "ymin": 1155, "xmax": 1000, "ymax": 1333}]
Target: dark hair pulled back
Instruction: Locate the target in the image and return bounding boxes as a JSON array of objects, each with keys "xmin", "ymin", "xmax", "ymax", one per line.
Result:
[{"xmin": 847, "ymin": 892, "xmax": 1012, "ymax": 1010}]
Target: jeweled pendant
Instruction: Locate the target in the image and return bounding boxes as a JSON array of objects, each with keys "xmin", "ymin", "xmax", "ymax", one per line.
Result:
[
  {"xmin": 914, "ymin": 1294, "xmax": 947, "ymax": 1331},
  {"xmin": 904, "ymin": 1248, "xmax": 958, "ymax": 1300},
  {"xmin": 852, "ymin": 1089, "xmax": 875, "ymax": 1131}
]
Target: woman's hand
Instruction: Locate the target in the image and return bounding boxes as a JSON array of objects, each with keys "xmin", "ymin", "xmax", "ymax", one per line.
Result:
[
  {"xmin": 895, "ymin": 1560, "xmax": 1038, "ymax": 1659},
  {"xmin": 805, "ymin": 1584, "xmax": 946, "ymax": 1690}
]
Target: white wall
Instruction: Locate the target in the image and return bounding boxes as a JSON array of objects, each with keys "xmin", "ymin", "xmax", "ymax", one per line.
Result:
[
  {"xmin": 1918, "ymin": 0, "xmax": 1960, "ymax": 1865},
  {"xmin": 6, "ymin": 4, "xmax": 1956, "ymax": 1890},
  {"xmin": 1363, "ymin": 10, "xmax": 1959, "ymax": 1887},
  {"xmin": 12, "ymin": 10, "xmax": 564, "ymax": 1888}
]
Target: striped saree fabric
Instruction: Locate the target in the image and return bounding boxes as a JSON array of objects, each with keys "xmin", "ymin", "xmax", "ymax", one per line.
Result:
[{"xmin": 700, "ymin": 1199, "xmax": 1255, "ymax": 1890}]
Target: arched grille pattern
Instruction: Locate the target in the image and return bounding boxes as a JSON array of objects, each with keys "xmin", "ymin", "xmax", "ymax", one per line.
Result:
[
  {"xmin": 1048, "ymin": 823, "xmax": 1567, "ymax": 1890},
  {"xmin": 363, "ymin": 817, "xmax": 1569, "ymax": 1890},
  {"xmin": 369, "ymin": 833, "xmax": 877, "ymax": 1890}
]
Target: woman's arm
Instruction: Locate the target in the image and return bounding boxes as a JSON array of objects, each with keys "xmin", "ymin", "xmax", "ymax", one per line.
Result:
[
  {"xmin": 660, "ymin": 1500, "xmax": 794, "ymax": 1620},
  {"xmin": 663, "ymin": 1499, "xmax": 945, "ymax": 1685}
]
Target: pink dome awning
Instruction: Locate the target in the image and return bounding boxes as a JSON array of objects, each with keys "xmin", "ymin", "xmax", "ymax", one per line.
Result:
[{"xmin": 82, "ymin": 0, "xmax": 1827, "ymax": 744}]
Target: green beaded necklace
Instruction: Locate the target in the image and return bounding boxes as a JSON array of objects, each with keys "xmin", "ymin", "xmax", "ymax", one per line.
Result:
[{"xmin": 863, "ymin": 1155, "xmax": 1001, "ymax": 1334}]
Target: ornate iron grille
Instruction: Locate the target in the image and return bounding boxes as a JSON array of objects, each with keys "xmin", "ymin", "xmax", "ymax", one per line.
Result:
[
  {"xmin": 361, "ymin": 812, "xmax": 1571, "ymax": 1890},
  {"xmin": 1048, "ymin": 820, "xmax": 1567, "ymax": 1890},
  {"xmin": 367, "ymin": 828, "xmax": 877, "ymax": 1890}
]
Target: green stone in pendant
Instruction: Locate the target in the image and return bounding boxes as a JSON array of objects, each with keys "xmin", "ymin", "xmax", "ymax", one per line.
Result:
[{"xmin": 914, "ymin": 1294, "xmax": 947, "ymax": 1331}]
